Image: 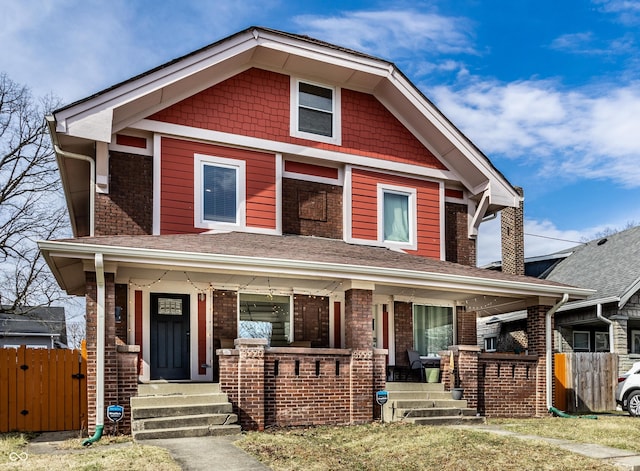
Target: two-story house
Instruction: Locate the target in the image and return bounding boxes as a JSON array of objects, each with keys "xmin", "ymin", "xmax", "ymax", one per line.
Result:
[{"xmin": 40, "ymin": 27, "xmax": 590, "ymax": 437}]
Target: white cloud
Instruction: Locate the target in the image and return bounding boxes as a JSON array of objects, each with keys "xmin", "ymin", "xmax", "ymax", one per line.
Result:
[
  {"xmin": 431, "ymin": 79, "xmax": 640, "ymax": 188},
  {"xmin": 294, "ymin": 9, "xmax": 477, "ymax": 60},
  {"xmin": 594, "ymin": 0, "xmax": 640, "ymax": 23}
]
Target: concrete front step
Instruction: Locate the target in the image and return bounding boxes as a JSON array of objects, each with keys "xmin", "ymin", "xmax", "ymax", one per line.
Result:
[
  {"xmin": 132, "ymin": 413, "xmax": 238, "ymax": 431},
  {"xmin": 138, "ymin": 382, "xmax": 221, "ymax": 396},
  {"xmin": 396, "ymin": 407, "xmax": 478, "ymax": 419},
  {"xmin": 131, "ymin": 382, "xmax": 240, "ymax": 440},
  {"xmin": 406, "ymin": 415, "xmax": 486, "ymax": 426},
  {"xmin": 131, "ymin": 392, "xmax": 230, "ymax": 408},
  {"xmin": 393, "ymin": 399, "xmax": 468, "ymax": 409},
  {"xmin": 386, "ymin": 382, "xmax": 445, "ymax": 392},
  {"xmin": 133, "ymin": 424, "xmax": 242, "ymax": 440},
  {"xmin": 386, "ymin": 391, "xmax": 454, "ymax": 401},
  {"xmin": 132, "ymin": 403, "xmax": 234, "ymax": 420}
]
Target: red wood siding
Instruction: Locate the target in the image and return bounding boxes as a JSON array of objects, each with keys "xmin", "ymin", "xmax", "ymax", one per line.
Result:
[
  {"xmin": 160, "ymin": 137, "xmax": 276, "ymax": 234},
  {"xmin": 445, "ymin": 188, "xmax": 464, "ymax": 199},
  {"xmin": 116, "ymin": 134, "xmax": 147, "ymax": 148},
  {"xmin": 284, "ymin": 160, "xmax": 339, "ymax": 180},
  {"xmin": 351, "ymin": 168, "xmax": 440, "ymax": 258},
  {"xmin": 150, "ymin": 68, "xmax": 446, "ymax": 170}
]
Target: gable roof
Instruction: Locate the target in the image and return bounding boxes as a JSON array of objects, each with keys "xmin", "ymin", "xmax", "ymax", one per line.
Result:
[
  {"xmin": 49, "ymin": 26, "xmax": 521, "ymax": 236},
  {"xmin": 39, "ymin": 232, "xmax": 592, "ymax": 316},
  {"xmin": 545, "ymin": 225, "xmax": 640, "ymax": 309}
]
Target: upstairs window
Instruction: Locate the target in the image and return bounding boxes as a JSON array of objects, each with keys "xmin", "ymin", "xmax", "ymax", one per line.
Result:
[
  {"xmin": 194, "ymin": 154, "xmax": 245, "ymax": 229},
  {"xmin": 291, "ymin": 78, "xmax": 340, "ymax": 144},
  {"xmin": 378, "ymin": 184, "xmax": 417, "ymax": 249}
]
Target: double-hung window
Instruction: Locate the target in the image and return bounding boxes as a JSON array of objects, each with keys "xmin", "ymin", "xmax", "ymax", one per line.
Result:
[
  {"xmin": 194, "ymin": 154, "xmax": 245, "ymax": 229},
  {"xmin": 377, "ymin": 184, "xmax": 417, "ymax": 249},
  {"xmin": 291, "ymin": 78, "xmax": 340, "ymax": 144}
]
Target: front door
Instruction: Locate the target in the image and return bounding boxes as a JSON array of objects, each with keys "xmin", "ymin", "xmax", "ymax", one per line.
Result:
[{"xmin": 150, "ymin": 293, "xmax": 190, "ymax": 380}]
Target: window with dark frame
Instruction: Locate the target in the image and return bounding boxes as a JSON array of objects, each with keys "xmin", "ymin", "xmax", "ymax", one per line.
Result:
[{"xmin": 298, "ymin": 82, "xmax": 333, "ymax": 137}]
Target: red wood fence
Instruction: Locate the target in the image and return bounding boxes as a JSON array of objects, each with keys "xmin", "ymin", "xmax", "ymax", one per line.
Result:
[{"xmin": 0, "ymin": 346, "xmax": 87, "ymax": 432}]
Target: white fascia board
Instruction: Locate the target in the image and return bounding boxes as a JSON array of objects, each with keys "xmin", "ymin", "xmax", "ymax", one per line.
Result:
[
  {"xmin": 39, "ymin": 240, "xmax": 594, "ymax": 300},
  {"xmin": 556, "ymin": 296, "xmax": 620, "ymax": 312},
  {"xmin": 135, "ymin": 120, "xmax": 453, "ymax": 182},
  {"xmin": 254, "ymin": 30, "xmax": 392, "ymax": 78},
  {"xmin": 54, "ymin": 31, "xmax": 260, "ymax": 140}
]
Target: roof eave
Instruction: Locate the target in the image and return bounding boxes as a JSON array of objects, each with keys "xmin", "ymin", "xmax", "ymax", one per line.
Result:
[{"xmin": 38, "ymin": 240, "xmax": 593, "ymax": 301}]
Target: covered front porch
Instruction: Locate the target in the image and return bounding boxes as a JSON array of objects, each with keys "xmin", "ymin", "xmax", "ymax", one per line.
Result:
[{"xmin": 40, "ymin": 232, "xmax": 592, "ymax": 433}]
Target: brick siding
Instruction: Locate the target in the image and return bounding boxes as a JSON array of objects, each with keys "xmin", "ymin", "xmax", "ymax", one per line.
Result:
[
  {"xmin": 393, "ymin": 301, "xmax": 413, "ymax": 366},
  {"xmin": 293, "ymin": 295, "xmax": 330, "ymax": 347},
  {"xmin": 95, "ymin": 152, "xmax": 152, "ymax": 236},
  {"xmin": 445, "ymin": 202, "xmax": 476, "ymax": 266},
  {"xmin": 282, "ymin": 178, "xmax": 343, "ymax": 239}
]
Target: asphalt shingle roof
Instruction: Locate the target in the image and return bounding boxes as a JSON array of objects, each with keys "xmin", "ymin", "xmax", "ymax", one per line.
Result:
[
  {"xmin": 57, "ymin": 232, "xmax": 570, "ymax": 289},
  {"xmin": 545, "ymin": 225, "xmax": 640, "ymax": 303}
]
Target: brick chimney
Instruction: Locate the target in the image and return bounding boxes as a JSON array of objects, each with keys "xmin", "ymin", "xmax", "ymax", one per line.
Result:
[{"xmin": 501, "ymin": 186, "xmax": 525, "ymax": 275}]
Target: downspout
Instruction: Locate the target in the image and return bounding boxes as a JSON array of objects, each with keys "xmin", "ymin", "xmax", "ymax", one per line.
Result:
[
  {"xmin": 596, "ymin": 303, "xmax": 614, "ymax": 353},
  {"xmin": 547, "ymin": 293, "xmax": 569, "ymax": 410},
  {"xmin": 45, "ymin": 116, "xmax": 95, "ymax": 237},
  {"xmin": 83, "ymin": 253, "xmax": 105, "ymax": 445}
]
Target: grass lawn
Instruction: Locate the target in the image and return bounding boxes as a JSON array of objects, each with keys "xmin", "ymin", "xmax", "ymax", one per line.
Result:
[
  {"xmin": 236, "ymin": 419, "xmax": 628, "ymax": 471},
  {"xmin": 0, "ymin": 433, "xmax": 180, "ymax": 471}
]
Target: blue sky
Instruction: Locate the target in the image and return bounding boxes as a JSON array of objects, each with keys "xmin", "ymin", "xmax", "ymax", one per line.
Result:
[{"xmin": 3, "ymin": 0, "xmax": 640, "ymax": 266}]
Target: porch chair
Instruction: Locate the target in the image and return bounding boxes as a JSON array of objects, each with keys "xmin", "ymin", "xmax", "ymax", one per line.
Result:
[{"xmin": 407, "ymin": 349, "xmax": 425, "ymax": 382}]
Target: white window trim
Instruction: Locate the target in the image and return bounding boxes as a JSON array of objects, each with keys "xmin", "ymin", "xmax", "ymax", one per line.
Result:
[
  {"xmin": 573, "ymin": 330, "xmax": 590, "ymax": 352},
  {"xmin": 194, "ymin": 153, "xmax": 246, "ymax": 230},
  {"xmin": 290, "ymin": 77, "xmax": 341, "ymax": 145},
  {"xmin": 377, "ymin": 183, "xmax": 417, "ymax": 251}
]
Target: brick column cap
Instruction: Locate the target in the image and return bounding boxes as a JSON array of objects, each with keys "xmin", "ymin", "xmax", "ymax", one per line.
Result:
[
  {"xmin": 117, "ymin": 344, "xmax": 140, "ymax": 353},
  {"xmin": 449, "ymin": 345, "xmax": 481, "ymax": 353},
  {"xmin": 235, "ymin": 338, "xmax": 268, "ymax": 347}
]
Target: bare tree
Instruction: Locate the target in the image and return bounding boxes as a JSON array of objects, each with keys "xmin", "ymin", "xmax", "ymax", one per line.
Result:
[{"xmin": 0, "ymin": 73, "xmax": 69, "ymax": 312}]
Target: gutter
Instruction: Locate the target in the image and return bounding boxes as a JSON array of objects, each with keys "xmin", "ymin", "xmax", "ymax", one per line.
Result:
[
  {"xmin": 45, "ymin": 116, "xmax": 95, "ymax": 237},
  {"xmin": 83, "ymin": 253, "xmax": 105, "ymax": 446},
  {"xmin": 547, "ymin": 293, "xmax": 569, "ymax": 411},
  {"xmin": 596, "ymin": 303, "xmax": 614, "ymax": 353}
]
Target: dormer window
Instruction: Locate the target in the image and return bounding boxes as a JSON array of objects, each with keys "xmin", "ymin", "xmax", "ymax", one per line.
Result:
[{"xmin": 291, "ymin": 78, "xmax": 341, "ymax": 144}]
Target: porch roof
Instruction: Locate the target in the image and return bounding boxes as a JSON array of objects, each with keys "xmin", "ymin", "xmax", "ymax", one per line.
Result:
[{"xmin": 39, "ymin": 232, "xmax": 592, "ymax": 315}]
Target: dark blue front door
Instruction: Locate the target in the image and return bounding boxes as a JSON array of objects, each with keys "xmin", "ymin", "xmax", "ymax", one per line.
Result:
[{"xmin": 150, "ymin": 293, "xmax": 190, "ymax": 380}]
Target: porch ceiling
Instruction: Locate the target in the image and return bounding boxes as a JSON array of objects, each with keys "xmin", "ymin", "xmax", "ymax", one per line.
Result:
[{"xmin": 38, "ymin": 232, "xmax": 593, "ymax": 315}]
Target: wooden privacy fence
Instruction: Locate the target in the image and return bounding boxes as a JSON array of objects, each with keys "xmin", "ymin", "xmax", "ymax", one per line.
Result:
[
  {"xmin": 554, "ymin": 352, "xmax": 618, "ymax": 413},
  {"xmin": 0, "ymin": 346, "xmax": 87, "ymax": 433}
]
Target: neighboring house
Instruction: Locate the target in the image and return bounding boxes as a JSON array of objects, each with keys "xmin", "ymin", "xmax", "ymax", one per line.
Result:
[
  {"xmin": 0, "ymin": 306, "xmax": 67, "ymax": 348},
  {"xmin": 39, "ymin": 27, "xmax": 590, "ymax": 434},
  {"xmin": 543, "ymin": 226, "xmax": 640, "ymax": 374}
]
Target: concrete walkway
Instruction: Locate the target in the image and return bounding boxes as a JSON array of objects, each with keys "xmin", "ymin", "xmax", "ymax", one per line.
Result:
[
  {"xmin": 138, "ymin": 435, "xmax": 271, "ymax": 471},
  {"xmin": 454, "ymin": 424, "xmax": 640, "ymax": 471}
]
